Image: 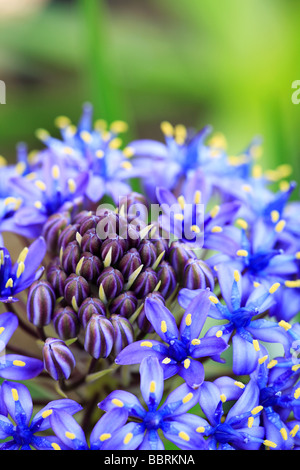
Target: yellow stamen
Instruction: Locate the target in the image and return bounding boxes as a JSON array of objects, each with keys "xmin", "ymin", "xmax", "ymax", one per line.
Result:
[
  {"xmin": 251, "ymin": 406, "xmax": 263, "ymax": 415},
  {"xmin": 141, "ymin": 341, "xmax": 153, "ymax": 348},
  {"xmin": 68, "ymin": 179, "xmax": 76, "ymax": 194},
  {"xmin": 182, "ymin": 393, "xmax": 193, "ymax": 404},
  {"xmin": 248, "ymin": 416, "xmax": 254, "ymax": 428},
  {"xmin": 13, "ymin": 360, "xmax": 26, "ymax": 367},
  {"xmin": 175, "ymin": 213, "xmax": 184, "ymax": 221},
  {"xmin": 196, "ymin": 427, "xmax": 205, "ymax": 433},
  {"xmin": 161, "ymin": 320, "xmax": 167, "ymax": 333},
  {"xmin": 220, "ymin": 394, "xmax": 226, "ymax": 403},
  {"xmin": 234, "ymin": 381, "xmax": 245, "ymax": 389},
  {"xmin": 267, "ymin": 359, "xmax": 278, "ymax": 369},
  {"xmin": 183, "ymin": 358, "xmax": 191, "ymax": 369},
  {"xmin": 258, "ymin": 355, "xmax": 268, "ymax": 365},
  {"xmin": 280, "ymin": 428, "xmax": 288, "ymax": 441},
  {"xmin": 51, "ymin": 443, "xmax": 61, "ymax": 450},
  {"xmin": 112, "ymin": 399, "xmax": 124, "ymax": 407},
  {"xmin": 16, "ymin": 262, "xmax": 25, "ymax": 279},
  {"xmin": 190, "ymin": 225, "xmax": 201, "ymax": 233},
  {"xmin": 278, "ymin": 320, "xmax": 291, "ymax": 331},
  {"xmin": 42, "ymin": 409, "xmax": 53, "ymax": 419},
  {"xmin": 54, "ymin": 116, "xmax": 71, "ymax": 128},
  {"xmin": 290, "ymin": 424, "xmax": 299, "ymax": 437},
  {"xmin": 270, "ymin": 210, "xmax": 280, "ymax": 223},
  {"xmin": 253, "ymin": 281, "xmax": 261, "ymax": 288},
  {"xmin": 194, "ymin": 190, "xmax": 201, "ymax": 204},
  {"xmin": 236, "ymin": 218, "xmax": 248, "ymax": 230},
  {"xmin": 269, "ymin": 283, "xmax": 280, "ymax": 294},
  {"xmin": 234, "ymin": 270, "xmax": 240, "ymax": 282},
  {"xmin": 65, "ymin": 432, "xmax": 76, "ymax": 440},
  {"xmin": 80, "ymin": 131, "xmax": 92, "ymax": 143},
  {"xmin": 253, "ymin": 339, "xmax": 260, "ymax": 352},
  {"xmin": 294, "ymin": 388, "xmax": 300, "ymax": 399},
  {"xmin": 110, "ymin": 120, "xmax": 128, "ymax": 133},
  {"xmin": 109, "ymin": 137, "xmax": 123, "ymax": 149},
  {"xmin": 178, "ymin": 431, "xmax": 190, "ymax": 442},
  {"xmin": 160, "ymin": 121, "xmax": 174, "ymax": 137},
  {"xmin": 275, "ymin": 220, "xmax": 286, "ymax": 233},
  {"xmin": 99, "ymin": 433, "xmax": 111, "ymax": 442},
  {"xmin": 216, "ymin": 330, "xmax": 223, "ymax": 337},
  {"xmin": 123, "ymin": 147, "xmax": 135, "ymax": 158},
  {"xmin": 209, "ymin": 295, "xmax": 219, "ymax": 304},
  {"xmin": 5, "ymin": 278, "xmax": 13, "ymax": 289},
  {"xmin": 123, "ymin": 433, "xmax": 133, "ymax": 445},
  {"xmin": 162, "ymin": 357, "xmax": 171, "ymax": 364},
  {"xmin": 35, "ymin": 180, "xmax": 46, "ymax": 191},
  {"xmin": 236, "ymin": 249, "xmax": 248, "ymax": 257},
  {"xmin": 263, "ymin": 440, "xmax": 277, "ymax": 449},
  {"xmin": 185, "ymin": 314, "xmax": 192, "ymax": 326},
  {"xmin": 149, "ymin": 381, "xmax": 156, "ymax": 393},
  {"xmin": 11, "ymin": 389, "xmax": 19, "ymax": 401},
  {"xmin": 177, "ymin": 195, "xmax": 185, "ymax": 210},
  {"xmin": 52, "ymin": 165, "xmax": 60, "ymax": 180},
  {"xmin": 211, "ymin": 226, "xmax": 223, "ymax": 233},
  {"xmin": 285, "ymin": 280, "xmax": 300, "ymax": 288},
  {"xmin": 210, "ymin": 205, "xmax": 220, "ymax": 219},
  {"xmin": 191, "ymin": 339, "xmax": 201, "ymax": 346}
]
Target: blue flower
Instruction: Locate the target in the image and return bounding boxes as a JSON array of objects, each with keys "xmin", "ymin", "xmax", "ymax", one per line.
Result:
[
  {"xmin": 0, "ymin": 237, "xmax": 46, "ymax": 303},
  {"xmin": 98, "ymin": 356, "xmax": 208, "ymax": 450},
  {"xmin": 0, "ymin": 381, "xmax": 82, "ymax": 450},
  {"xmin": 0, "ymin": 311, "xmax": 44, "ymax": 380},
  {"xmin": 179, "ymin": 265, "xmax": 291, "ymax": 375},
  {"xmin": 194, "ymin": 376, "xmax": 273, "ymax": 450},
  {"xmin": 249, "ymin": 350, "xmax": 300, "ymax": 450},
  {"xmin": 49, "ymin": 408, "xmax": 129, "ymax": 450},
  {"xmin": 116, "ymin": 290, "xmax": 228, "ymax": 389}
]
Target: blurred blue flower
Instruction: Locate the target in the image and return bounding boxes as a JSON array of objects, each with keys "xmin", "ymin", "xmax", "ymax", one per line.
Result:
[
  {"xmin": 99, "ymin": 356, "xmax": 208, "ymax": 450},
  {"xmin": 0, "ymin": 237, "xmax": 46, "ymax": 303}
]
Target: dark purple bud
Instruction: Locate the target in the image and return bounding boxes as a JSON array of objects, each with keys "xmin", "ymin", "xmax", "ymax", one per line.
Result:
[
  {"xmin": 53, "ymin": 306, "xmax": 80, "ymax": 340},
  {"xmin": 78, "ymin": 297, "xmax": 106, "ymax": 329},
  {"xmin": 137, "ymin": 291, "xmax": 165, "ymax": 333},
  {"xmin": 157, "ymin": 260, "xmax": 177, "ymax": 298},
  {"xmin": 119, "ymin": 222, "xmax": 141, "ymax": 249},
  {"xmin": 76, "ymin": 252, "xmax": 103, "ymax": 282},
  {"xmin": 61, "ymin": 240, "xmax": 81, "ymax": 274},
  {"xmin": 84, "ymin": 314, "xmax": 115, "ymax": 359},
  {"xmin": 97, "ymin": 267, "xmax": 124, "ymax": 303},
  {"xmin": 182, "ymin": 259, "xmax": 215, "ymax": 290},
  {"xmin": 43, "ymin": 337, "xmax": 76, "ymax": 380},
  {"xmin": 64, "ymin": 274, "xmax": 90, "ymax": 311},
  {"xmin": 153, "ymin": 237, "xmax": 169, "ymax": 259},
  {"xmin": 27, "ymin": 280, "xmax": 56, "ymax": 327},
  {"xmin": 100, "ymin": 234, "xmax": 127, "ymax": 266},
  {"xmin": 119, "ymin": 192, "xmax": 149, "ymax": 223},
  {"xmin": 138, "ymin": 239, "xmax": 157, "ymax": 268},
  {"xmin": 110, "ymin": 314, "xmax": 134, "ymax": 355},
  {"xmin": 109, "ymin": 291, "xmax": 138, "ymax": 318},
  {"xmin": 72, "ymin": 210, "xmax": 91, "ymax": 224},
  {"xmin": 80, "ymin": 228, "xmax": 102, "ymax": 255},
  {"xmin": 79, "ymin": 214, "xmax": 101, "ymax": 236},
  {"xmin": 118, "ymin": 248, "xmax": 142, "ymax": 280},
  {"xmin": 42, "ymin": 212, "xmax": 71, "ymax": 253},
  {"xmin": 46, "ymin": 265, "xmax": 67, "ymax": 298},
  {"xmin": 168, "ymin": 241, "xmax": 196, "ymax": 275},
  {"xmin": 132, "ymin": 268, "xmax": 158, "ymax": 299},
  {"xmin": 58, "ymin": 223, "xmax": 80, "ymax": 251}
]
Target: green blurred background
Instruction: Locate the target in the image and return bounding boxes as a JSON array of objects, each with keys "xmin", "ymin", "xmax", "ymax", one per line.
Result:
[{"xmin": 0, "ymin": 0, "xmax": 300, "ymax": 182}]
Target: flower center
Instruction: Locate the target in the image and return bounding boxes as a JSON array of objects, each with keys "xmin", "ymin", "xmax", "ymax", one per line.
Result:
[
  {"xmin": 143, "ymin": 411, "xmax": 163, "ymax": 430},
  {"xmin": 13, "ymin": 425, "xmax": 33, "ymax": 447},
  {"xmin": 168, "ymin": 339, "xmax": 189, "ymax": 362}
]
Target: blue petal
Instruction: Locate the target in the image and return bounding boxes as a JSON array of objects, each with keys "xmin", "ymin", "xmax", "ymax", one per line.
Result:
[
  {"xmin": 50, "ymin": 410, "xmax": 88, "ymax": 450},
  {"xmin": 144, "ymin": 298, "xmax": 179, "ymax": 343},
  {"xmin": 90, "ymin": 408, "xmax": 129, "ymax": 450},
  {"xmin": 140, "ymin": 356, "xmax": 164, "ymax": 411}
]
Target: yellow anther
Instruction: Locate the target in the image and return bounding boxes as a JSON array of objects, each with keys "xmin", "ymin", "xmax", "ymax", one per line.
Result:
[
  {"xmin": 294, "ymin": 388, "xmax": 300, "ymax": 399},
  {"xmin": 270, "ymin": 210, "xmax": 280, "ymax": 223},
  {"xmin": 0, "ymin": 155, "xmax": 7, "ymax": 166},
  {"xmin": 35, "ymin": 180, "xmax": 46, "ymax": 191},
  {"xmin": 280, "ymin": 428, "xmax": 288, "ymax": 441},
  {"xmin": 0, "ymin": 327, "xmax": 5, "ymax": 335},
  {"xmin": 194, "ymin": 190, "xmax": 201, "ymax": 204},
  {"xmin": 209, "ymin": 295, "xmax": 219, "ymax": 304},
  {"xmin": 241, "ymin": 184, "xmax": 252, "ymax": 193},
  {"xmin": 5, "ymin": 278, "xmax": 13, "ymax": 289},
  {"xmin": 16, "ymin": 262, "xmax": 25, "ymax": 279},
  {"xmin": 253, "ymin": 340, "xmax": 260, "ymax": 352},
  {"xmin": 109, "ymin": 137, "xmax": 123, "ymax": 149},
  {"xmin": 248, "ymin": 416, "xmax": 254, "ymax": 428},
  {"xmin": 234, "ymin": 381, "xmax": 245, "ymax": 389},
  {"xmin": 141, "ymin": 341, "xmax": 153, "ymax": 348},
  {"xmin": 174, "ymin": 124, "xmax": 187, "ymax": 145},
  {"xmin": 42, "ymin": 409, "xmax": 53, "ymax": 419},
  {"xmin": 278, "ymin": 320, "xmax": 291, "ymax": 331},
  {"xmin": 251, "ymin": 406, "xmax": 263, "ymax": 415},
  {"xmin": 80, "ymin": 131, "xmax": 92, "ymax": 143},
  {"xmin": 11, "ymin": 389, "xmax": 19, "ymax": 401},
  {"xmin": 234, "ymin": 270, "xmax": 240, "ymax": 283},
  {"xmin": 177, "ymin": 195, "xmax": 185, "ymax": 210},
  {"xmin": 13, "ymin": 360, "xmax": 26, "ymax": 367},
  {"xmin": 52, "ymin": 165, "xmax": 60, "ymax": 180},
  {"xmin": 34, "ymin": 201, "xmax": 42, "ymax": 210},
  {"xmin": 211, "ymin": 226, "xmax": 223, "ymax": 233},
  {"xmin": 216, "ymin": 330, "xmax": 223, "ymax": 337},
  {"xmin": 267, "ymin": 359, "xmax": 278, "ymax": 369},
  {"xmin": 296, "ymin": 252, "xmax": 300, "ymax": 260},
  {"xmin": 175, "ymin": 214, "xmax": 184, "ymax": 221},
  {"xmin": 285, "ymin": 280, "xmax": 300, "ymax": 288},
  {"xmin": 185, "ymin": 314, "xmax": 192, "ymax": 326},
  {"xmin": 236, "ymin": 249, "xmax": 248, "ymax": 257},
  {"xmin": 99, "ymin": 433, "xmax": 111, "ymax": 442},
  {"xmin": 191, "ymin": 339, "xmax": 201, "ymax": 346},
  {"xmin": 292, "ymin": 364, "xmax": 300, "ymax": 372},
  {"xmin": 123, "ymin": 147, "xmax": 135, "ymax": 158},
  {"xmin": 178, "ymin": 431, "xmax": 190, "ymax": 442},
  {"xmin": 162, "ymin": 357, "xmax": 171, "ymax": 364},
  {"xmin": 96, "ymin": 149, "xmax": 105, "ymax": 159},
  {"xmin": 263, "ymin": 440, "xmax": 277, "ymax": 449},
  {"xmin": 51, "ymin": 443, "xmax": 61, "ymax": 450},
  {"xmin": 65, "ymin": 432, "xmax": 76, "ymax": 440},
  {"xmin": 209, "ymin": 132, "xmax": 227, "ymax": 150},
  {"xmin": 183, "ymin": 358, "xmax": 191, "ymax": 369},
  {"xmin": 290, "ymin": 424, "xmax": 299, "ymax": 437},
  {"xmin": 161, "ymin": 321, "xmax": 167, "ymax": 333},
  {"xmin": 210, "ymin": 205, "xmax": 220, "ymax": 219},
  {"xmin": 94, "ymin": 119, "xmax": 107, "ymax": 131},
  {"xmin": 54, "ymin": 116, "xmax": 71, "ymax": 128},
  {"xmin": 110, "ymin": 120, "xmax": 128, "ymax": 134},
  {"xmin": 236, "ymin": 218, "xmax": 248, "ymax": 230},
  {"xmin": 149, "ymin": 381, "xmax": 156, "ymax": 393},
  {"xmin": 68, "ymin": 179, "xmax": 76, "ymax": 194},
  {"xmin": 252, "ymin": 164, "xmax": 262, "ymax": 179},
  {"xmin": 220, "ymin": 394, "xmax": 226, "ymax": 403},
  {"xmin": 196, "ymin": 427, "xmax": 205, "ymax": 433},
  {"xmin": 269, "ymin": 283, "xmax": 280, "ymax": 294},
  {"xmin": 190, "ymin": 225, "xmax": 201, "ymax": 233},
  {"xmin": 35, "ymin": 128, "xmax": 50, "ymax": 141},
  {"xmin": 112, "ymin": 398, "xmax": 124, "ymax": 407},
  {"xmin": 123, "ymin": 433, "xmax": 133, "ymax": 445},
  {"xmin": 182, "ymin": 393, "xmax": 193, "ymax": 404},
  {"xmin": 275, "ymin": 220, "xmax": 286, "ymax": 233},
  {"xmin": 160, "ymin": 121, "xmax": 174, "ymax": 137},
  {"xmin": 258, "ymin": 355, "xmax": 268, "ymax": 365}
]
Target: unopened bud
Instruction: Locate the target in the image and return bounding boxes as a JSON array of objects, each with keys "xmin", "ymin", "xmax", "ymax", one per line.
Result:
[
  {"xmin": 84, "ymin": 314, "xmax": 115, "ymax": 359},
  {"xmin": 27, "ymin": 280, "xmax": 56, "ymax": 327},
  {"xmin": 78, "ymin": 297, "xmax": 106, "ymax": 329},
  {"xmin": 182, "ymin": 258, "xmax": 215, "ymax": 290},
  {"xmin": 43, "ymin": 337, "xmax": 76, "ymax": 380},
  {"xmin": 109, "ymin": 291, "xmax": 138, "ymax": 318},
  {"xmin": 110, "ymin": 314, "xmax": 134, "ymax": 355},
  {"xmin": 64, "ymin": 274, "xmax": 90, "ymax": 311},
  {"xmin": 53, "ymin": 306, "xmax": 80, "ymax": 340},
  {"xmin": 97, "ymin": 267, "xmax": 124, "ymax": 302},
  {"xmin": 132, "ymin": 268, "xmax": 158, "ymax": 299}
]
